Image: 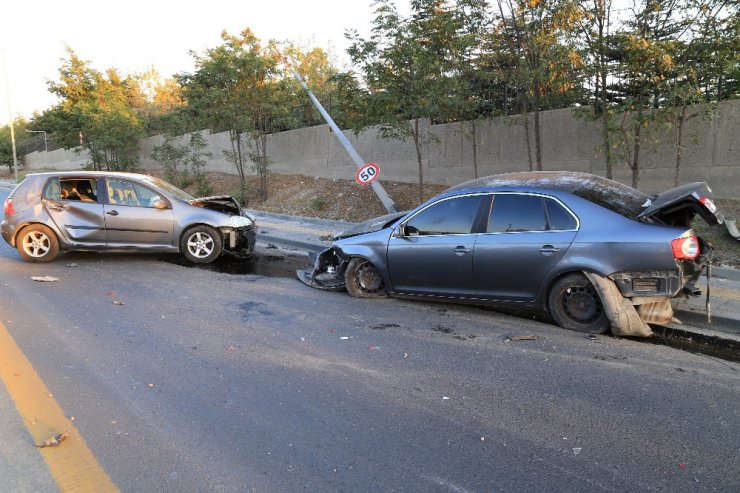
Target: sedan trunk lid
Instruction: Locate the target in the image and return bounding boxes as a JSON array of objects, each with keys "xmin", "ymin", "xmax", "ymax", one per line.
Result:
[{"xmin": 637, "ymin": 182, "xmax": 724, "ymax": 227}]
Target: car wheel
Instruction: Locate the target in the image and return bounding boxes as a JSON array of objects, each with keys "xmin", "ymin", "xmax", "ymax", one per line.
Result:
[
  {"xmin": 345, "ymin": 257, "xmax": 386, "ymax": 298},
  {"xmin": 548, "ymin": 273, "xmax": 609, "ymax": 334},
  {"xmin": 181, "ymin": 225, "xmax": 222, "ymax": 264},
  {"xmin": 16, "ymin": 224, "xmax": 60, "ymax": 263}
]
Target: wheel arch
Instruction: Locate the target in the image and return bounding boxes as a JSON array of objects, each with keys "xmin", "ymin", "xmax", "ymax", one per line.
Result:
[
  {"xmin": 177, "ymin": 222, "xmax": 225, "ymax": 247},
  {"xmin": 333, "ymin": 244, "xmax": 391, "ymax": 288},
  {"xmin": 12, "ymin": 221, "xmax": 63, "ymax": 248}
]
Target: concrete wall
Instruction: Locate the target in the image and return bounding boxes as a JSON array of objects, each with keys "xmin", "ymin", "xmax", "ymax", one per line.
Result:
[{"xmin": 22, "ymin": 100, "xmax": 740, "ymax": 198}]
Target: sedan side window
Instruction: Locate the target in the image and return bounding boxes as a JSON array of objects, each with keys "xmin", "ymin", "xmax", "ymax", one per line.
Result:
[
  {"xmin": 405, "ymin": 195, "xmax": 485, "ymax": 236},
  {"xmin": 488, "ymin": 194, "xmax": 546, "ymax": 233},
  {"xmin": 545, "ymin": 198, "xmax": 577, "ymax": 230}
]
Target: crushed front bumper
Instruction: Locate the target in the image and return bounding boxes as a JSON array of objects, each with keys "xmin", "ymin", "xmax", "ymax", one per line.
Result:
[{"xmin": 297, "ymin": 247, "xmax": 347, "ymax": 291}]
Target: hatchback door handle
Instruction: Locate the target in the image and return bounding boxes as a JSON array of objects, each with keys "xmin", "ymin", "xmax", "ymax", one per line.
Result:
[
  {"xmin": 106, "ymin": 210, "xmax": 119, "ymax": 216},
  {"xmin": 453, "ymin": 246, "xmax": 471, "ymax": 255},
  {"xmin": 539, "ymin": 245, "xmax": 560, "ymax": 254}
]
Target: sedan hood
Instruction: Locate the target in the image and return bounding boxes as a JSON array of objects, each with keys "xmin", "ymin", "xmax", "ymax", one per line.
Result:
[
  {"xmin": 333, "ymin": 211, "xmax": 407, "ymax": 240},
  {"xmin": 637, "ymin": 182, "xmax": 724, "ymax": 227},
  {"xmin": 189, "ymin": 195, "xmax": 242, "ymax": 215}
]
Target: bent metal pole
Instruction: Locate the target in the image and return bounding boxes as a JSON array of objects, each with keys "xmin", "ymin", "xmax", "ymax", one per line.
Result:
[{"xmin": 290, "ymin": 68, "xmax": 398, "ymax": 214}]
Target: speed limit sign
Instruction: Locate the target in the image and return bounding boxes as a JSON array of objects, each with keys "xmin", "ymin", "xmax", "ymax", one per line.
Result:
[{"xmin": 356, "ymin": 163, "xmax": 380, "ymax": 185}]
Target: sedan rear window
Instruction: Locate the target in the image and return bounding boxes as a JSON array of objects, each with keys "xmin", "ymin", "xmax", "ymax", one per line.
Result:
[{"xmin": 545, "ymin": 199, "xmax": 578, "ymax": 230}]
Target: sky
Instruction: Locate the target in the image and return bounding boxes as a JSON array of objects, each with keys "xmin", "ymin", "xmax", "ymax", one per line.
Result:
[{"xmin": 0, "ymin": 0, "xmax": 410, "ymax": 122}]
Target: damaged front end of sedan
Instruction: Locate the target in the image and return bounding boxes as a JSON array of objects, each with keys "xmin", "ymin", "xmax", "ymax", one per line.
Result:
[
  {"xmin": 297, "ymin": 211, "xmax": 406, "ymax": 290},
  {"xmin": 297, "ymin": 247, "xmax": 349, "ymax": 291}
]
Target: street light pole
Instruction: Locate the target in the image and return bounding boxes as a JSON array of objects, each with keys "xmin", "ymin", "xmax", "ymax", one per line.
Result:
[
  {"xmin": 26, "ymin": 129, "xmax": 49, "ymax": 152},
  {"xmin": 1, "ymin": 48, "xmax": 18, "ymax": 182}
]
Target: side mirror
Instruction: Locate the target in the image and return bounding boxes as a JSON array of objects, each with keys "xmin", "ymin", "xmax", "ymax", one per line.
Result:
[
  {"xmin": 152, "ymin": 199, "xmax": 170, "ymax": 210},
  {"xmin": 395, "ymin": 223, "xmax": 406, "ymax": 237}
]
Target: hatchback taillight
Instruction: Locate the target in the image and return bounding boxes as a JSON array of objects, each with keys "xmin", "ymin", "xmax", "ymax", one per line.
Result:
[
  {"xmin": 672, "ymin": 235, "xmax": 700, "ymax": 260},
  {"xmin": 3, "ymin": 198, "xmax": 14, "ymax": 215}
]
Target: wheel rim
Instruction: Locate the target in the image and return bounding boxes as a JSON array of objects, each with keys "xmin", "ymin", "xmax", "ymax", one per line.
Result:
[
  {"xmin": 187, "ymin": 232, "xmax": 214, "ymax": 259},
  {"xmin": 353, "ymin": 261, "xmax": 384, "ymax": 294},
  {"xmin": 562, "ymin": 285, "xmax": 602, "ymax": 324},
  {"xmin": 22, "ymin": 231, "xmax": 51, "ymax": 258}
]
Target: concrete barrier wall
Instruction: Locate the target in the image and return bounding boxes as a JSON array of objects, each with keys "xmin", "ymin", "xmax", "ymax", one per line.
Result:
[{"xmin": 22, "ymin": 100, "xmax": 740, "ymax": 198}]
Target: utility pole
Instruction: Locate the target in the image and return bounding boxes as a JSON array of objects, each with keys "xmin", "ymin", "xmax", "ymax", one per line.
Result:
[
  {"xmin": 290, "ymin": 68, "xmax": 398, "ymax": 214},
  {"xmin": 1, "ymin": 48, "xmax": 18, "ymax": 182}
]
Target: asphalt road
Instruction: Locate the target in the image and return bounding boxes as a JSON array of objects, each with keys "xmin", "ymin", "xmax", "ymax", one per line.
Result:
[{"xmin": 0, "ymin": 187, "xmax": 739, "ymax": 492}]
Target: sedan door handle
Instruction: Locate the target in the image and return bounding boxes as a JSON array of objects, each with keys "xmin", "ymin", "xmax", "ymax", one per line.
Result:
[
  {"xmin": 106, "ymin": 210, "xmax": 119, "ymax": 216},
  {"xmin": 453, "ymin": 246, "xmax": 471, "ymax": 255},
  {"xmin": 539, "ymin": 245, "xmax": 560, "ymax": 255}
]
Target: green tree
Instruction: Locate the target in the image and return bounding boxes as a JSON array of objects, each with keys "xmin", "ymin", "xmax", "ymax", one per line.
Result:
[
  {"xmin": 0, "ymin": 118, "xmax": 30, "ymax": 171},
  {"xmin": 348, "ymin": 0, "xmax": 462, "ymax": 201},
  {"xmin": 43, "ymin": 47, "xmax": 144, "ymax": 171},
  {"xmin": 179, "ymin": 29, "xmax": 295, "ymax": 203},
  {"xmin": 494, "ymin": 0, "xmax": 585, "ymax": 171},
  {"xmin": 575, "ymin": 0, "xmax": 619, "ymax": 178},
  {"xmin": 610, "ymin": 0, "xmax": 688, "ymax": 187}
]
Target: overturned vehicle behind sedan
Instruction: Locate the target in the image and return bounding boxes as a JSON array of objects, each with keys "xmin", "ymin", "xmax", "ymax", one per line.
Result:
[{"xmin": 298, "ymin": 171, "xmax": 724, "ymax": 337}]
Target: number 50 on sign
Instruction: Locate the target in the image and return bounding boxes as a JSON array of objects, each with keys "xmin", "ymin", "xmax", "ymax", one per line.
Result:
[{"xmin": 356, "ymin": 163, "xmax": 380, "ymax": 185}]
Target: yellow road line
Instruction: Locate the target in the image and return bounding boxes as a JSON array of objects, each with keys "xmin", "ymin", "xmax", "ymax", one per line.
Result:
[{"xmin": 0, "ymin": 321, "xmax": 119, "ymax": 492}]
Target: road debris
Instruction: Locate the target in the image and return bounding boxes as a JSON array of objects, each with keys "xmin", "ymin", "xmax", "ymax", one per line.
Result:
[
  {"xmin": 505, "ymin": 335, "xmax": 539, "ymax": 342},
  {"xmin": 30, "ymin": 276, "xmax": 59, "ymax": 282},
  {"xmin": 367, "ymin": 345, "xmax": 380, "ymax": 351},
  {"xmin": 35, "ymin": 432, "xmax": 68, "ymax": 448},
  {"xmin": 339, "ymin": 336, "xmax": 352, "ymax": 340},
  {"xmin": 442, "ymin": 396, "xmax": 450, "ymax": 400},
  {"xmin": 113, "ymin": 300, "xmax": 124, "ymax": 306},
  {"xmin": 573, "ymin": 447, "xmax": 582, "ymax": 455},
  {"xmin": 66, "ymin": 263, "xmax": 79, "ymax": 268}
]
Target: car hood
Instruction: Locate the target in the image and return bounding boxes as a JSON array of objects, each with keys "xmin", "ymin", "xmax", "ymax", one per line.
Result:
[
  {"xmin": 637, "ymin": 182, "xmax": 724, "ymax": 226},
  {"xmin": 333, "ymin": 211, "xmax": 407, "ymax": 240},
  {"xmin": 189, "ymin": 195, "xmax": 242, "ymax": 215}
]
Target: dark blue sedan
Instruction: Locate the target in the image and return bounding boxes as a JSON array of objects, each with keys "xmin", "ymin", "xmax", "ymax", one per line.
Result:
[{"xmin": 299, "ymin": 172, "xmax": 723, "ymax": 337}]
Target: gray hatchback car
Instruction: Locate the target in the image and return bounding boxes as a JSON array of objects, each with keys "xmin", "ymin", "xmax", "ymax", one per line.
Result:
[
  {"xmin": 299, "ymin": 172, "xmax": 724, "ymax": 337},
  {"xmin": 2, "ymin": 171, "xmax": 256, "ymax": 264}
]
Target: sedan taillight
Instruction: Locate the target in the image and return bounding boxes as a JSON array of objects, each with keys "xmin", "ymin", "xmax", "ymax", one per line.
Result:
[
  {"xmin": 672, "ymin": 235, "xmax": 700, "ymax": 260},
  {"xmin": 3, "ymin": 198, "xmax": 14, "ymax": 215}
]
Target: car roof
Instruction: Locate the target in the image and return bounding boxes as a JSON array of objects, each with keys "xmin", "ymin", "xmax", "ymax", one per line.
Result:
[
  {"xmin": 446, "ymin": 171, "xmax": 651, "ymax": 219},
  {"xmin": 26, "ymin": 171, "xmax": 153, "ymax": 180}
]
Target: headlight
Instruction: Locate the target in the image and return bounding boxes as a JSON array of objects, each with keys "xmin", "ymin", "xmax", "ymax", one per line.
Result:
[{"xmin": 229, "ymin": 216, "xmax": 254, "ymax": 228}]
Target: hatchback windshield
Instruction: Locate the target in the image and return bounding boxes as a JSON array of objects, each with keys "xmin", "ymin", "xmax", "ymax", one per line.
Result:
[{"xmin": 137, "ymin": 175, "xmax": 195, "ymax": 202}]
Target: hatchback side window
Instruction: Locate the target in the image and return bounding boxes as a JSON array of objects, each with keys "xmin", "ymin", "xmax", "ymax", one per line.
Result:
[
  {"xmin": 107, "ymin": 180, "xmax": 161, "ymax": 208},
  {"xmin": 405, "ymin": 195, "xmax": 485, "ymax": 236},
  {"xmin": 60, "ymin": 178, "xmax": 98, "ymax": 203},
  {"xmin": 488, "ymin": 194, "xmax": 546, "ymax": 233},
  {"xmin": 545, "ymin": 198, "xmax": 577, "ymax": 230},
  {"xmin": 42, "ymin": 178, "xmax": 61, "ymax": 200}
]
